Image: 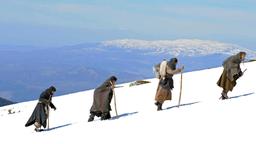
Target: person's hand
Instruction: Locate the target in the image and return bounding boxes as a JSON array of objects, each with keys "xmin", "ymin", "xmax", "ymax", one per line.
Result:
[
  {"xmin": 233, "ymin": 74, "xmax": 239, "ymax": 80},
  {"xmin": 179, "ymin": 66, "xmax": 184, "ymax": 72},
  {"xmin": 238, "ymin": 71, "xmax": 243, "ymax": 77},
  {"xmin": 110, "ymin": 81, "xmax": 115, "ymax": 89}
]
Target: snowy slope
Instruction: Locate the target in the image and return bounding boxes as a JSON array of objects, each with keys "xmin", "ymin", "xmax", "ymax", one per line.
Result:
[
  {"xmin": 0, "ymin": 62, "xmax": 255, "ymax": 144},
  {"xmin": 101, "ymin": 39, "xmax": 256, "ymax": 57}
]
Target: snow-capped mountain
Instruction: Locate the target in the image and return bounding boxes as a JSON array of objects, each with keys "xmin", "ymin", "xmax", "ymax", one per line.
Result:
[
  {"xmin": 0, "ymin": 61, "xmax": 255, "ymax": 144},
  {"xmin": 101, "ymin": 39, "xmax": 256, "ymax": 57}
]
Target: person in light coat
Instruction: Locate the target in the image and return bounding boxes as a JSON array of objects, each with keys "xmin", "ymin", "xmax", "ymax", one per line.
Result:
[{"xmin": 155, "ymin": 58, "xmax": 184, "ymax": 111}]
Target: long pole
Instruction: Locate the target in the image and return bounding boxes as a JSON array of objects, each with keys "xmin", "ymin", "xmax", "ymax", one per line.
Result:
[
  {"xmin": 113, "ymin": 90, "xmax": 118, "ymax": 116},
  {"xmin": 47, "ymin": 106, "xmax": 50, "ymax": 130},
  {"xmin": 178, "ymin": 70, "xmax": 183, "ymax": 108},
  {"xmin": 243, "ymin": 68, "xmax": 247, "ymax": 74},
  {"xmin": 110, "ymin": 81, "xmax": 118, "ymax": 116}
]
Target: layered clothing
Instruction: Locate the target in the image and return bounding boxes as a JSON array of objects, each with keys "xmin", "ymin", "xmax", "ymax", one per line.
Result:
[
  {"xmin": 25, "ymin": 88, "xmax": 56, "ymax": 128},
  {"xmin": 217, "ymin": 53, "xmax": 243, "ymax": 92},
  {"xmin": 155, "ymin": 59, "xmax": 182, "ymax": 103}
]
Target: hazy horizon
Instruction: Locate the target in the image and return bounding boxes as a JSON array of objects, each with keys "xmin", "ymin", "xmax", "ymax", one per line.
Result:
[{"xmin": 0, "ymin": 0, "xmax": 255, "ymax": 49}]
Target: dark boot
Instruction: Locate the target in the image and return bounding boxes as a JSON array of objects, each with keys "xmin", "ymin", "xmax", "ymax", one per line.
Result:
[
  {"xmin": 157, "ymin": 103, "xmax": 162, "ymax": 111},
  {"xmin": 220, "ymin": 91, "xmax": 229, "ymax": 100},
  {"xmin": 155, "ymin": 102, "xmax": 162, "ymax": 111},
  {"xmin": 34, "ymin": 128, "xmax": 44, "ymax": 132},
  {"xmin": 88, "ymin": 114, "xmax": 95, "ymax": 122},
  {"xmin": 33, "ymin": 121, "xmax": 42, "ymax": 132},
  {"xmin": 101, "ymin": 112, "xmax": 111, "ymax": 120}
]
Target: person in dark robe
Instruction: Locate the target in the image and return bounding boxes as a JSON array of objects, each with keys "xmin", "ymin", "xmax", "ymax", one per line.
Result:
[
  {"xmin": 88, "ymin": 76, "xmax": 117, "ymax": 122},
  {"xmin": 25, "ymin": 86, "xmax": 57, "ymax": 131},
  {"xmin": 217, "ymin": 52, "xmax": 246, "ymax": 100},
  {"xmin": 155, "ymin": 58, "xmax": 183, "ymax": 111}
]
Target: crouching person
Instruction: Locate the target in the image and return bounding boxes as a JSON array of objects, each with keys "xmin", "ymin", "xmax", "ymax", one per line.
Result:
[
  {"xmin": 88, "ymin": 76, "xmax": 117, "ymax": 122},
  {"xmin": 25, "ymin": 86, "xmax": 57, "ymax": 132},
  {"xmin": 155, "ymin": 58, "xmax": 183, "ymax": 111}
]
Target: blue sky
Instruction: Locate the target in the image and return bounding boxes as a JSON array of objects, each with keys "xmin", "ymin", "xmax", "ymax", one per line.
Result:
[{"xmin": 0, "ymin": 0, "xmax": 255, "ymax": 49}]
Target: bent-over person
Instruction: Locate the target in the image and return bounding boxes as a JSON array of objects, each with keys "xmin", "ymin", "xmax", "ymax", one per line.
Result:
[
  {"xmin": 25, "ymin": 86, "xmax": 57, "ymax": 132},
  {"xmin": 217, "ymin": 52, "xmax": 246, "ymax": 100},
  {"xmin": 155, "ymin": 58, "xmax": 183, "ymax": 111},
  {"xmin": 88, "ymin": 76, "xmax": 117, "ymax": 122}
]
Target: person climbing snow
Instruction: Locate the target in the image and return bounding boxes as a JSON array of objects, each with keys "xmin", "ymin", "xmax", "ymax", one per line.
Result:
[
  {"xmin": 25, "ymin": 86, "xmax": 57, "ymax": 132},
  {"xmin": 88, "ymin": 76, "xmax": 117, "ymax": 122},
  {"xmin": 154, "ymin": 58, "xmax": 184, "ymax": 111},
  {"xmin": 217, "ymin": 51, "xmax": 247, "ymax": 100}
]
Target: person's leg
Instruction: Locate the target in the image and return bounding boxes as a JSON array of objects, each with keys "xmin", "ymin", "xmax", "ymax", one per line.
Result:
[
  {"xmin": 157, "ymin": 102, "xmax": 163, "ymax": 111},
  {"xmin": 221, "ymin": 89, "xmax": 229, "ymax": 100},
  {"xmin": 154, "ymin": 101, "xmax": 159, "ymax": 106},
  {"xmin": 34, "ymin": 121, "xmax": 41, "ymax": 132},
  {"xmin": 155, "ymin": 101, "xmax": 163, "ymax": 111},
  {"xmin": 101, "ymin": 112, "xmax": 111, "ymax": 120},
  {"xmin": 88, "ymin": 112, "xmax": 96, "ymax": 122}
]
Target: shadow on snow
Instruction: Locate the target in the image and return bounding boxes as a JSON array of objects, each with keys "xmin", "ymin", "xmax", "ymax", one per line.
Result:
[
  {"xmin": 229, "ymin": 92, "xmax": 255, "ymax": 100},
  {"xmin": 44, "ymin": 123, "xmax": 72, "ymax": 131},
  {"xmin": 111, "ymin": 112, "xmax": 138, "ymax": 120},
  {"xmin": 165, "ymin": 101, "xmax": 200, "ymax": 110}
]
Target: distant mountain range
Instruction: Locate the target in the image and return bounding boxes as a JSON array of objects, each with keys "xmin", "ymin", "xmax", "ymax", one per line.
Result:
[
  {"xmin": 0, "ymin": 39, "xmax": 255, "ymax": 104},
  {"xmin": 101, "ymin": 39, "xmax": 256, "ymax": 57},
  {"xmin": 0, "ymin": 97, "xmax": 15, "ymax": 107}
]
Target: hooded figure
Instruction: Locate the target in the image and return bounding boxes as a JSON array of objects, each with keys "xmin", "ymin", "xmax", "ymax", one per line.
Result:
[
  {"xmin": 217, "ymin": 52, "xmax": 246, "ymax": 100},
  {"xmin": 154, "ymin": 58, "xmax": 184, "ymax": 111},
  {"xmin": 25, "ymin": 86, "xmax": 57, "ymax": 132},
  {"xmin": 88, "ymin": 76, "xmax": 117, "ymax": 122}
]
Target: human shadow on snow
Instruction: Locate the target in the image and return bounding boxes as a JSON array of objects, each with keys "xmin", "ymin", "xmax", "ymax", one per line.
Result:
[
  {"xmin": 229, "ymin": 92, "xmax": 255, "ymax": 100},
  {"xmin": 165, "ymin": 101, "xmax": 200, "ymax": 110},
  {"xmin": 111, "ymin": 112, "xmax": 138, "ymax": 120}
]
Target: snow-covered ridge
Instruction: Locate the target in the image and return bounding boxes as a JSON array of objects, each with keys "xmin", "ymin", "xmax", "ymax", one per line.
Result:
[{"xmin": 101, "ymin": 39, "xmax": 256, "ymax": 57}]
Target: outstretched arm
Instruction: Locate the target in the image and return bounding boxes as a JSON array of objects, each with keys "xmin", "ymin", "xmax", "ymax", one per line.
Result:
[
  {"xmin": 166, "ymin": 66, "xmax": 184, "ymax": 75},
  {"xmin": 49, "ymin": 102, "xmax": 56, "ymax": 110}
]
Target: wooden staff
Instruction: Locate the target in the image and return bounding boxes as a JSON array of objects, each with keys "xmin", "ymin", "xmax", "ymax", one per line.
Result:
[
  {"xmin": 110, "ymin": 81, "xmax": 118, "ymax": 116},
  {"xmin": 178, "ymin": 69, "xmax": 183, "ymax": 108},
  {"xmin": 47, "ymin": 105, "xmax": 50, "ymax": 130}
]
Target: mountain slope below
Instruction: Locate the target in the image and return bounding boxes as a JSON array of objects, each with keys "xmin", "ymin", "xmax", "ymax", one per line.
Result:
[
  {"xmin": 1, "ymin": 39, "xmax": 255, "ymax": 103},
  {"xmin": 0, "ymin": 62, "xmax": 255, "ymax": 144}
]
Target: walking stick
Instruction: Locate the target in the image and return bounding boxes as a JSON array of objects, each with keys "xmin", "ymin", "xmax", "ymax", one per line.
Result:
[
  {"xmin": 113, "ymin": 89, "xmax": 118, "ymax": 116},
  {"xmin": 178, "ymin": 69, "xmax": 183, "ymax": 108},
  {"xmin": 47, "ymin": 106, "xmax": 50, "ymax": 130},
  {"xmin": 110, "ymin": 81, "xmax": 118, "ymax": 116},
  {"xmin": 242, "ymin": 68, "xmax": 247, "ymax": 74}
]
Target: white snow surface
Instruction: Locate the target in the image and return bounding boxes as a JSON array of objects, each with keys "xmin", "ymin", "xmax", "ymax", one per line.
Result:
[
  {"xmin": 0, "ymin": 62, "xmax": 255, "ymax": 144},
  {"xmin": 101, "ymin": 39, "xmax": 256, "ymax": 57}
]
